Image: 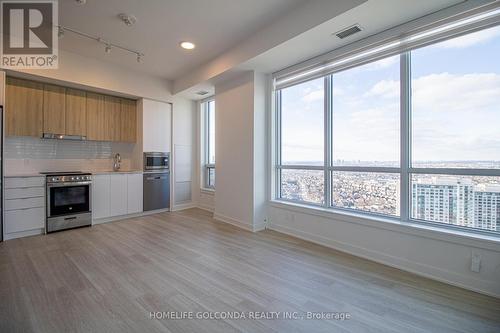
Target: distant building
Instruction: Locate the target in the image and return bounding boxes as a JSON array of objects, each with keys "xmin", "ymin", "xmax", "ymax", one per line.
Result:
[
  {"xmin": 412, "ymin": 177, "xmax": 499, "ymax": 231},
  {"xmin": 474, "ymin": 184, "xmax": 500, "ymax": 231}
]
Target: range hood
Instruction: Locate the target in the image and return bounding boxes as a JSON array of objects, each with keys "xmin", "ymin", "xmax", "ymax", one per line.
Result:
[{"xmin": 42, "ymin": 133, "xmax": 87, "ymax": 141}]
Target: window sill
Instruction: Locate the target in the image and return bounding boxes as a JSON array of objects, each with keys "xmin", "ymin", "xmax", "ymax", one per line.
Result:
[
  {"xmin": 200, "ymin": 188, "xmax": 215, "ymax": 195},
  {"xmin": 269, "ymin": 200, "xmax": 500, "ymax": 252}
]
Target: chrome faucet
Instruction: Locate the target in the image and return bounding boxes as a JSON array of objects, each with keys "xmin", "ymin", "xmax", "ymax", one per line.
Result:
[{"xmin": 113, "ymin": 153, "xmax": 121, "ymax": 171}]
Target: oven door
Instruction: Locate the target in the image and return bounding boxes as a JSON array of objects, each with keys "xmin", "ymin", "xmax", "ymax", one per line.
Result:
[{"xmin": 47, "ymin": 182, "xmax": 91, "ymax": 217}]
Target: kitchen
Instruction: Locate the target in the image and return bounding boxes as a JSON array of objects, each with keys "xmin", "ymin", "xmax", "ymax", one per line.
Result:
[{"xmin": 0, "ymin": 72, "xmax": 195, "ymax": 241}]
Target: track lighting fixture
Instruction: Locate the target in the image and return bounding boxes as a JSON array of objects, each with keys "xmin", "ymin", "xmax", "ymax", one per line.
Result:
[{"xmin": 57, "ymin": 25, "xmax": 144, "ymax": 63}]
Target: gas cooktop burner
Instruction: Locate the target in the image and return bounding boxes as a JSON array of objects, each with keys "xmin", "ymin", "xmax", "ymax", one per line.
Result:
[
  {"xmin": 42, "ymin": 171, "xmax": 92, "ymax": 183},
  {"xmin": 40, "ymin": 171, "xmax": 90, "ymax": 175}
]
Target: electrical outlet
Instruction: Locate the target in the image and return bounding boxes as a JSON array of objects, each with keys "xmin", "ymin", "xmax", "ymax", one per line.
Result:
[{"xmin": 471, "ymin": 251, "xmax": 481, "ymax": 273}]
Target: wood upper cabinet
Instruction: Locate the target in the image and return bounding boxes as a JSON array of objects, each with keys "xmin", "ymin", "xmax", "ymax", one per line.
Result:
[
  {"xmin": 104, "ymin": 95, "xmax": 121, "ymax": 142},
  {"xmin": 120, "ymin": 98, "xmax": 137, "ymax": 142},
  {"xmin": 5, "ymin": 76, "xmax": 136, "ymax": 142},
  {"xmin": 5, "ymin": 77, "xmax": 43, "ymax": 137},
  {"xmin": 43, "ymin": 84, "xmax": 66, "ymax": 134},
  {"xmin": 86, "ymin": 92, "xmax": 106, "ymax": 141},
  {"xmin": 65, "ymin": 88, "xmax": 87, "ymax": 136}
]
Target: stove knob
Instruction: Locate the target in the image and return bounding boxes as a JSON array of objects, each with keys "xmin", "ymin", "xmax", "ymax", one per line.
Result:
[
  {"xmin": 76, "ymin": 176, "xmax": 81, "ymax": 180},
  {"xmin": 70, "ymin": 176, "xmax": 75, "ymax": 181},
  {"xmin": 52, "ymin": 177, "xmax": 57, "ymax": 182}
]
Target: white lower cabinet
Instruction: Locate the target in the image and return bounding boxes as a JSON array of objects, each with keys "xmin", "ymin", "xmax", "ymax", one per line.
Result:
[
  {"xmin": 4, "ymin": 208, "xmax": 45, "ymax": 234},
  {"xmin": 92, "ymin": 174, "xmax": 111, "ymax": 219},
  {"xmin": 127, "ymin": 173, "xmax": 143, "ymax": 214},
  {"xmin": 92, "ymin": 173, "xmax": 143, "ymax": 221},
  {"xmin": 110, "ymin": 174, "xmax": 128, "ymax": 216},
  {"xmin": 4, "ymin": 176, "xmax": 46, "ymax": 240}
]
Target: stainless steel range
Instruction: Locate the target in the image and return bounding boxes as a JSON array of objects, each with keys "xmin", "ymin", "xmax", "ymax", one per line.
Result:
[{"xmin": 41, "ymin": 171, "xmax": 92, "ymax": 233}]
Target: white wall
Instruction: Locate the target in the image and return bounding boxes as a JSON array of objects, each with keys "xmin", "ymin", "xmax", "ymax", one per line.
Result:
[
  {"xmin": 268, "ymin": 204, "xmax": 500, "ymax": 298},
  {"xmin": 172, "ymin": 96, "xmax": 197, "ymax": 209},
  {"xmin": 253, "ymin": 73, "xmax": 268, "ymax": 228},
  {"xmin": 212, "ymin": 71, "xmax": 267, "ymax": 231},
  {"xmin": 214, "ymin": 72, "xmax": 255, "ymax": 228},
  {"xmin": 10, "ymin": 49, "xmax": 172, "ymax": 102}
]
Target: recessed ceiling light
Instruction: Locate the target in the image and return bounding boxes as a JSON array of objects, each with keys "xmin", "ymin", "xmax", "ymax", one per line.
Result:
[{"xmin": 180, "ymin": 41, "xmax": 195, "ymax": 50}]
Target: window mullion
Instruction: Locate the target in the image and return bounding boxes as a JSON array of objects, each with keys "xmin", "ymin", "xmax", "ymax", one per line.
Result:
[
  {"xmin": 400, "ymin": 52, "xmax": 411, "ymax": 222},
  {"xmin": 324, "ymin": 75, "xmax": 333, "ymax": 208},
  {"xmin": 276, "ymin": 91, "xmax": 282, "ymax": 199}
]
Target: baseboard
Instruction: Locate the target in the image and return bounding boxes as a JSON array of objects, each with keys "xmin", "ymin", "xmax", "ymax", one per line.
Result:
[
  {"xmin": 92, "ymin": 208, "xmax": 170, "ymax": 225},
  {"xmin": 213, "ymin": 213, "xmax": 267, "ymax": 232},
  {"xmin": 269, "ymin": 222, "xmax": 500, "ymax": 299},
  {"xmin": 172, "ymin": 202, "xmax": 197, "ymax": 211},
  {"xmin": 213, "ymin": 213, "xmax": 254, "ymax": 232},
  {"xmin": 4, "ymin": 228, "xmax": 44, "ymax": 240},
  {"xmin": 197, "ymin": 203, "xmax": 214, "ymax": 213}
]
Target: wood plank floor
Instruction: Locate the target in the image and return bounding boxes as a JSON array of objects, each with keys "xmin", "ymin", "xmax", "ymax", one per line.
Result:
[{"xmin": 1, "ymin": 208, "xmax": 499, "ymax": 333}]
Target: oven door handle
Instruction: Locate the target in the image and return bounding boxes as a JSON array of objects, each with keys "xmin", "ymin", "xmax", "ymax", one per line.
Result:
[{"xmin": 47, "ymin": 181, "xmax": 92, "ymax": 187}]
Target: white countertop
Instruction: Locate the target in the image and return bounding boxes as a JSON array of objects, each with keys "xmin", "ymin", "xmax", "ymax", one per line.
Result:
[
  {"xmin": 4, "ymin": 170, "xmax": 143, "ymax": 178},
  {"xmin": 4, "ymin": 173, "xmax": 45, "ymax": 178},
  {"xmin": 89, "ymin": 170, "xmax": 143, "ymax": 175}
]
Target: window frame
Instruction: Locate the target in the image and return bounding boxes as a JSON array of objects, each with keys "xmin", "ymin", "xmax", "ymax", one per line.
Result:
[
  {"xmin": 273, "ymin": 21, "xmax": 500, "ymax": 236},
  {"xmin": 202, "ymin": 98, "xmax": 215, "ymax": 190}
]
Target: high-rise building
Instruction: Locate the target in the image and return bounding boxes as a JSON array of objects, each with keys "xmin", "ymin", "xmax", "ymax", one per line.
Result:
[
  {"xmin": 412, "ymin": 177, "xmax": 499, "ymax": 231},
  {"xmin": 412, "ymin": 177, "xmax": 474, "ymax": 227},
  {"xmin": 474, "ymin": 185, "xmax": 500, "ymax": 231}
]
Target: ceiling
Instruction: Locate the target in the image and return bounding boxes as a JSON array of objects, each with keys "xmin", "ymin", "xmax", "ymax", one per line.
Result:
[
  {"xmin": 239, "ymin": 0, "xmax": 465, "ymax": 74},
  {"xmin": 58, "ymin": 0, "xmax": 305, "ymax": 80},
  {"xmin": 178, "ymin": 0, "xmax": 466, "ymax": 99}
]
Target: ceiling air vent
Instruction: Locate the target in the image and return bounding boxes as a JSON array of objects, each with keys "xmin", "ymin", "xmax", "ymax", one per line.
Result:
[
  {"xmin": 196, "ymin": 90, "xmax": 210, "ymax": 96},
  {"xmin": 334, "ymin": 24, "xmax": 362, "ymax": 39}
]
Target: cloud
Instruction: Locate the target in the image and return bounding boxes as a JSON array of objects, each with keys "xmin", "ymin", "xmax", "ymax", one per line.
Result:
[
  {"xmin": 412, "ymin": 72, "xmax": 500, "ymax": 113},
  {"xmin": 411, "ymin": 72, "xmax": 500, "ymax": 161},
  {"xmin": 301, "ymin": 89, "xmax": 323, "ymax": 103},
  {"xmin": 437, "ymin": 26, "xmax": 500, "ymax": 49},
  {"xmin": 365, "ymin": 79, "xmax": 399, "ymax": 99}
]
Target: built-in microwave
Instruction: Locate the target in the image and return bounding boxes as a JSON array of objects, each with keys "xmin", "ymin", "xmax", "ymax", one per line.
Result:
[{"xmin": 144, "ymin": 152, "xmax": 169, "ymax": 172}]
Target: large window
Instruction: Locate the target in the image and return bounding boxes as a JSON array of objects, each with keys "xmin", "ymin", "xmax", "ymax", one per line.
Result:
[
  {"xmin": 275, "ymin": 23, "xmax": 500, "ymax": 234},
  {"xmin": 279, "ymin": 78, "xmax": 324, "ymax": 205},
  {"xmin": 409, "ymin": 26, "xmax": 500, "ymax": 231},
  {"xmin": 202, "ymin": 99, "xmax": 215, "ymax": 189}
]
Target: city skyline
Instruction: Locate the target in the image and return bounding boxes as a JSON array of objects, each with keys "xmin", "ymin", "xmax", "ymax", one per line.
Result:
[{"xmin": 281, "ymin": 170, "xmax": 499, "ymax": 232}]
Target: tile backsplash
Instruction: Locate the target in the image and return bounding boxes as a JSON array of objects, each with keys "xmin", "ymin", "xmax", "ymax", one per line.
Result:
[{"xmin": 5, "ymin": 136, "xmax": 136, "ymax": 173}]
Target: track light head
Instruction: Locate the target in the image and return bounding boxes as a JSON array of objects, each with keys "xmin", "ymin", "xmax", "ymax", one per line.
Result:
[
  {"xmin": 136, "ymin": 54, "xmax": 143, "ymax": 63},
  {"xmin": 105, "ymin": 44, "xmax": 112, "ymax": 54}
]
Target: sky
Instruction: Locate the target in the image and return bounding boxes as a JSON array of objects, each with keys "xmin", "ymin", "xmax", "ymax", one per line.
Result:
[{"xmin": 280, "ymin": 25, "xmax": 500, "ymax": 166}]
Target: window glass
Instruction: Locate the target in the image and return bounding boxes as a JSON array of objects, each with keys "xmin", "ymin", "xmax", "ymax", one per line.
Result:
[
  {"xmin": 332, "ymin": 55, "xmax": 400, "ymax": 167},
  {"xmin": 411, "ymin": 174, "xmax": 500, "ymax": 232},
  {"xmin": 411, "ymin": 26, "xmax": 500, "ymax": 169},
  {"xmin": 281, "ymin": 78, "xmax": 324, "ymax": 166},
  {"xmin": 208, "ymin": 100, "xmax": 216, "ymax": 164},
  {"xmin": 280, "ymin": 169, "xmax": 324, "ymax": 205},
  {"xmin": 332, "ymin": 172, "xmax": 400, "ymax": 216}
]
